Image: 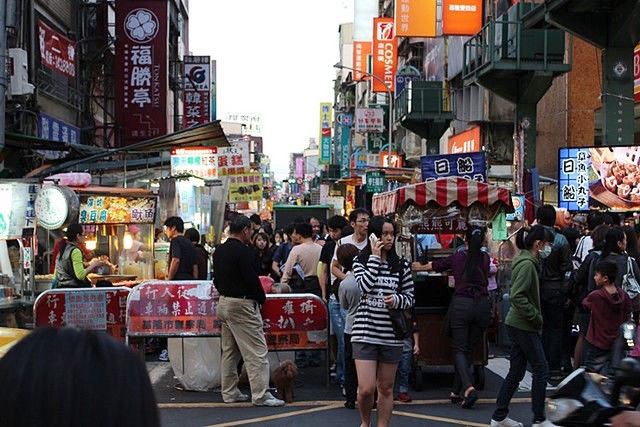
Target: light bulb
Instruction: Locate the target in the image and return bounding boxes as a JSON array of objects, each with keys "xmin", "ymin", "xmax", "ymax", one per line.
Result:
[
  {"xmin": 123, "ymin": 231, "xmax": 133, "ymax": 250},
  {"xmin": 85, "ymin": 238, "xmax": 97, "ymax": 251}
]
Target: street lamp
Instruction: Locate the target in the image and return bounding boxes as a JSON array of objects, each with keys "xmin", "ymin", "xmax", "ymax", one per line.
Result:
[{"xmin": 333, "ymin": 62, "xmax": 394, "ymax": 168}]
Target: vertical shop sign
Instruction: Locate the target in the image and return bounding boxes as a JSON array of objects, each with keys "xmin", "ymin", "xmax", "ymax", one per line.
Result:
[
  {"xmin": 115, "ymin": 1, "xmax": 168, "ymax": 145},
  {"xmin": 372, "ymin": 17, "xmax": 397, "ymax": 93},
  {"xmin": 395, "ymin": 0, "xmax": 437, "ymax": 37},
  {"xmin": 340, "ymin": 125, "xmax": 352, "ymax": 178},
  {"xmin": 319, "ymin": 103, "xmax": 333, "ymax": 165},
  {"xmin": 182, "ymin": 55, "xmax": 211, "ymax": 128},
  {"xmin": 634, "ymin": 43, "xmax": 640, "ymax": 103},
  {"xmin": 353, "ymin": 41, "xmax": 372, "ymax": 80},
  {"xmin": 37, "ymin": 20, "xmax": 76, "ymax": 79}
]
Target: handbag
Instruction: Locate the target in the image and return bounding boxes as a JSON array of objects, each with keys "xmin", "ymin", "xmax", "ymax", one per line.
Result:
[
  {"xmin": 389, "ymin": 307, "xmax": 412, "ymax": 340},
  {"xmin": 622, "ymin": 256, "xmax": 640, "ymax": 300}
]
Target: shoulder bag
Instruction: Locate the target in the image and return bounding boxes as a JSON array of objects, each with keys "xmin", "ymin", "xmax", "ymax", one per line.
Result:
[{"xmin": 388, "ymin": 262, "xmax": 413, "ymax": 340}]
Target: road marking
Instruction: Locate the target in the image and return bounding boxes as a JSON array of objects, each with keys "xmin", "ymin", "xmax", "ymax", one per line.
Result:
[
  {"xmin": 203, "ymin": 404, "xmax": 342, "ymax": 426},
  {"xmin": 394, "ymin": 410, "xmax": 490, "ymax": 426},
  {"xmin": 487, "ymin": 358, "xmax": 555, "ymax": 391}
]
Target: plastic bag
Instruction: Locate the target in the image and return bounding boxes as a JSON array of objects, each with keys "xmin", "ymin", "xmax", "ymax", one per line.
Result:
[{"xmin": 168, "ymin": 337, "xmax": 221, "ymax": 391}]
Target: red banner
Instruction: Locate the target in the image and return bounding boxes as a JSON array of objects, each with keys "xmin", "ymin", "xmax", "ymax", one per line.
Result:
[
  {"xmin": 115, "ymin": 1, "xmax": 168, "ymax": 145},
  {"xmin": 353, "ymin": 41, "xmax": 372, "ymax": 81},
  {"xmin": 442, "ymin": 0, "xmax": 483, "ymax": 36},
  {"xmin": 34, "ymin": 288, "xmax": 131, "ymax": 343},
  {"xmin": 372, "ymin": 17, "xmax": 397, "ymax": 93},
  {"xmin": 37, "ymin": 20, "xmax": 76, "ymax": 79},
  {"xmin": 182, "ymin": 56, "xmax": 211, "ymax": 128},
  {"xmin": 126, "ymin": 282, "xmax": 328, "ymax": 350}
]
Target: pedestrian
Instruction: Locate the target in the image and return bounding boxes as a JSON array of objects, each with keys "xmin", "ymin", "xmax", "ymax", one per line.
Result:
[
  {"xmin": 271, "ymin": 224, "xmax": 294, "ymax": 281},
  {"xmin": 280, "ymin": 222, "xmax": 322, "ymax": 296},
  {"xmin": 53, "ymin": 223, "xmax": 104, "ymax": 288},
  {"xmin": 212, "ymin": 215, "xmax": 284, "ymax": 407},
  {"xmin": 185, "ymin": 227, "xmax": 209, "ymax": 280},
  {"xmin": 352, "ymin": 216, "xmax": 414, "ymax": 427},
  {"xmin": 160, "ymin": 216, "xmax": 199, "ymax": 362},
  {"xmin": 582, "ymin": 260, "xmax": 632, "ymax": 375},
  {"xmin": 413, "ymin": 225, "xmax": 493, "ymax": 408},
  {"xmin": 308, "ymin": 216, "xmax": 326, "ymax": 246},
  {"xmin": 0, "ymin": 326, "xmax": 159, "ymax": 427},
  {"xmin": 395, "ymin": 310, "xmax": 419, "ymax": 403},
  {"xmin": 536, "ymin": 204, "xmax": 573, "ymax": 383},
  {"xmin": 337, "ymin": 243, "xmax": 361, "ymax": 410},
  {"xmin": 490, "ymin": 224, "xmax": 555, "ymax": 427},
  {"xmin": 251, "ymin": 231, "xmax": 274, "ymax": 277}
]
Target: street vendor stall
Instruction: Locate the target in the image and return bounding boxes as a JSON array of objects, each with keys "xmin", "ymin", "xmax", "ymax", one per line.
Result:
[{"xmin": 372, "ymin": 176, "xmax": 513, "ymax": 389}]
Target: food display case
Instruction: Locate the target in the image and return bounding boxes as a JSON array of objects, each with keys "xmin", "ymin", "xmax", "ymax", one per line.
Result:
[{"xmin": 372, "ymin": 176, "xmax": 514, "ymax": 389}]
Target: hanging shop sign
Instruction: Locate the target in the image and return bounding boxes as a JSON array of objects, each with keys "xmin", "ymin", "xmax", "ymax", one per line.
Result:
[
  {"xmin": 420, "ymin": 151, "xmax": 486, "ymax": 181},
  {"xmin": 559, "ymin": 146, "xmax": 640, "ymax": 211},
  {"xmin": 228, "ymin": 173, "xmax": 263, "ymax": 202},
  {"xmin": 394, "ymin": 0, "xmax": 437, "ymax": 37},
  {"xmin": 366, "ymin": 171, "xmax": 386, "ymax": 193},
  {"xmin": 372, "ymin": 17, "xmax": 397, "ymax": 93},
  {"xmin": 355, "ymin": 108, "xmax": 385, "ymax": 133},
  {"xmin": 78, "ymin": 194, "xmax": 156, "ymax": 224},
  {"xmin": 115, "ymin": 1, "xmax": 168, "ymax": 145},
  {"xmin": 353, "ymin": 41, "xmax": 372, "ymax": 81},
  {"xmin": 182, "ymin": 55, "xmax": 211, "ymax": 128},
  {"xmin": 217, "ymin": 141, "xmax": 250, "ymax": 176},
  {"xmin": 447, "ymin": 126, "xmax": 481, "ymax": 154},
  {"xmin": 319, "ymin": 103, "xmax": 333, "ymax": 165},
  {"xmin": 410, "ymin": 215, "xmax": 467, "ymax": 234},
  {"xmin": 37, "ymin": 20, "xmax": 76, "ymax": 79},
  {"xmin": 0, "ymin": 182, "xmax": 37, "ymax": 238},
  {"xmin": 395, "ymin": 65, "xmax": 421, "ymax": 95},
  {"xmin": 170, "ymin": 147, "xmax": 218, "ymax": 179},
  {"xmin": 442, "ymin": 0, "xmax": 483, "ymax": 36}
]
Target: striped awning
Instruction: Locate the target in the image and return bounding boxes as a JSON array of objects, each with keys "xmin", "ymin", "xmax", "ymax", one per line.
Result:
[{"xmin": 372, "ymin": 176, "xmax": 513, "ymax": 215}]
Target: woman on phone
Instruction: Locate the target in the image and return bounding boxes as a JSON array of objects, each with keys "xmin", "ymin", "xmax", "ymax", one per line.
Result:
[{"xmin": 351, "ymin": 216, "xmax": 414, "ymax": 427}]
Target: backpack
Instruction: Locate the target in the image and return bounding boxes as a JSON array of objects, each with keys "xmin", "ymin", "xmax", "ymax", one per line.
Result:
[{"xmin": 569, "ymin": 250, "xmax": 600, "ymax": 311}]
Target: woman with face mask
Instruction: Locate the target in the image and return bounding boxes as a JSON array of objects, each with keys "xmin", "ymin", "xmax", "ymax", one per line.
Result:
[{"xmin": 490, "ymin": 224, "xmax": 556, "ymax": 427}]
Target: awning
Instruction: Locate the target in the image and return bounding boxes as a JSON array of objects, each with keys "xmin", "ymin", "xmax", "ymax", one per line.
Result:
[
  {"xmin": 25, "ymin": 121, "xmax": 229, "ymax": 178},
  {"xmin": 372, "ymin": 176, "xmax": 513, "ymax": 215}
]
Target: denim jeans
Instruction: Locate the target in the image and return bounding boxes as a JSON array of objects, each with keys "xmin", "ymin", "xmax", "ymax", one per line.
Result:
[
  {"xmin": 397, "ymin": 345, "xmax": 413, "ymax": 393},
  {"xmin": 328, "ymin": 297, "xmax": 346, "ymax": 385},
  {"xmin": 449, "ymin": 295, "xmax": 491, "ymax": 394},
  {"xmin": 583, "ymin": 339, "xmax": 613, "ymax": 375},
  {"xmin": 492, "ymin": 324, "xmax": 549, "ymax": 424}
]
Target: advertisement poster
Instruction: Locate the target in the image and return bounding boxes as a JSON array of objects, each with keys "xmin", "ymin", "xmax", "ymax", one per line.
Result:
[
  {"xmin": 78, "ymin": 195, "xmax": 157, "ymax": 224},
  {"xmin": 559, "ymin": 146, "xmax": 640, "ymax": 211},
  {"xmin": 420, "ymin": 151, "xmax": 486, "ymax": 181}
]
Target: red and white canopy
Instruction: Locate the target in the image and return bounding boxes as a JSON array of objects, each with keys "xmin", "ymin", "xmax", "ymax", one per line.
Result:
[{"xmin": 372, "ymin": 176, "xmax": 513, "ymax": 215}]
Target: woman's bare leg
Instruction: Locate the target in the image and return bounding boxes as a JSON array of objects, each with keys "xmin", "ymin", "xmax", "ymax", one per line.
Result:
[
  {"xmin": 375, "ymin": 361, "xmax": 399, "ymax": 427},
  {"xmin": 355, "ymin": 359, "xmax": 377, "ymax": 427}
]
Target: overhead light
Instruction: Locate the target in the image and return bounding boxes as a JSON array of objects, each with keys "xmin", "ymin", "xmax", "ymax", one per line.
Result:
[{"xmin": 123, "ymin": 227, "xmax": 133, "ymax": 250}]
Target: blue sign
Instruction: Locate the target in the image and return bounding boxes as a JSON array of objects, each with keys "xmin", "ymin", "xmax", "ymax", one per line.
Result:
[
  {"xmin": 340, "ymin": 125, "xmax": 351, "ymax": 178},
  {"xmin": 558, "ymin": 147, "xmax": 591, "ymax": 211},
  {"xmin": 38, "ymin": 112, "xmax": 80, "ymax": 144},
  {"xmin": 395, "ymin": 65, "xmax": 421, "ymax": 95},
  {"xmin": 420, "ymin": 151, "xmax": 486, "ymax": 181}
]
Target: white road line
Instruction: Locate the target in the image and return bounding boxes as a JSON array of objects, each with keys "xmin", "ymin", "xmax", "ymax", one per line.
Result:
[{"xmin": 487, "ymin": 357, "xmax": 555, "ymax": 391}]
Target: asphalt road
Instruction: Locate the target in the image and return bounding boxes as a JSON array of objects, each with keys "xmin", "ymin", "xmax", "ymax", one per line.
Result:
[{"xmin": 147, "ymin": 345, "xmax": 545, "ymax": 427}]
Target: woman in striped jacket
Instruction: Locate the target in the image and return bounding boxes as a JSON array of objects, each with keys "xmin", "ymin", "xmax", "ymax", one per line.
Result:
[{"xmin": 352, "ymin": 216, "xmax": 414, "ymax": 427}]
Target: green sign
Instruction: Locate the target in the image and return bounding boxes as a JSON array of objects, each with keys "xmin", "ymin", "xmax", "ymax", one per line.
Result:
[{"xmin": 366, "ymin": 171, "xmax": 386, "ymax": 193}]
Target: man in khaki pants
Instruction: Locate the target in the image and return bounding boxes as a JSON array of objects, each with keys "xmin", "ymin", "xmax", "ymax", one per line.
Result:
[{"xmin": 213, "ymin": 215, "xmax": 284, "ymax": 407}]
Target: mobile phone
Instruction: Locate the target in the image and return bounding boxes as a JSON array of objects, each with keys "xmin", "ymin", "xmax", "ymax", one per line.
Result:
[{"xmin": 369, "ymin": 233, "xmax": 378, "ymax": 243}]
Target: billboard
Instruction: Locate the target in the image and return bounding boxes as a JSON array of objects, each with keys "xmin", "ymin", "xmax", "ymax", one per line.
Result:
[
  {"xmin": 559, "ymin": 146, "xmax": 640, "ymax": 211},
  {"xmin": 395, "ymin": 0, "xmax": 437, "ymax": 37},
  {"xmin": 115, "ymin": 1, "xmax": 168, "ymax": 145},
  {"xmin": 37, "ymin": 20, "xmax": 76, "ymax": 79},
  {"xmin": 182, "ymin": 55, "xmax": 211, "ymax": 128},
  {"xmin": 442, "ymin": 0, "xmax": 483, "ymax": 36},
  {"xmin": 447, "ymin": 126, "xmax": 481, "ymax": 154},
  {"xmin": 421, "ymin": 151, "xmax": 486, "ymax": 181}
]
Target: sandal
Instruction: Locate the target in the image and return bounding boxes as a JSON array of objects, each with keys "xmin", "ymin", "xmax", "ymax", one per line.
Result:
[
  {"xmin": 450, "ymin": 393, "xmax": 462, "ymax": 404},
  {"xmin": 461, "ymin": 389, "xmax": 478, "ymax": 409}
]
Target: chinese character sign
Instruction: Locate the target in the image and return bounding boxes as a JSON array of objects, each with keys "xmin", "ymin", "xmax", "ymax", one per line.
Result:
[
  {"xmin": 354, "ymin": 108, "xmax": 385, "ymax": 133},
  {"xmin": 182, "ymin": 56, "xmax": 211, "ymax": 128},
  {"xmin": 372, "ymin": 17, "xmax": 397, "ymax": 93},
  {"xmin": 115, "ymin": 1, "xmax": 168, "ymax": 145},
  {"xmin": 37, "ymin": 20, "xmax": 76, "ymax": 79},
  {"xmin": 170, "ymin": 147, "xmax": 218, "ymax": 179},
  {"xmin": 420, "ymin": 151, "xmax": 486, "ymax": 181},
  {"xmin": 228, "ymin": 173, "xmax": 263, "ymax": 202},
  {"xmin": 394, "ymin": 0, "xmax": 437, "ymax": 37},
  {"xmin": 319, "ymin": 102, "xmax": 333, "ymax": 165},
  {"xmin": 78, "ymin": 195, "xmax": 157, "ymax": 224}
]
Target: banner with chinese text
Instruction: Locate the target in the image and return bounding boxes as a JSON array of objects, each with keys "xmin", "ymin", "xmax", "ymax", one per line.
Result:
[
  {"xmin": 182, "ymin": 55, "xmax": 211, "ymax": 128},
  {"xmin": 37, "ymin": 20, "xmax": 76, "ymax": 79},
  {"xmin": 319, "ymin": 103, "xmax": 332, "ymax": 165},
  {"xmin": 420, "ymin": 151, "xmax": 486, "ymax": 181},
  {"xmin": 395, "ymin": 0, "xmax": 437, "ymax": 37},
  {"xmin": 372, "ymin": 17, "xmax": 397, "ymax": 93},
  {"xmin": 170, "ymin": 147, "xmax": 218, "ymax": 179}
]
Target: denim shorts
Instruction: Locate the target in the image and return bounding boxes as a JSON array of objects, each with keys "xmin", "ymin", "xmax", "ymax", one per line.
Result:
[{"xmin": 352, "ymin": 342, "xmax": 403, "ymax": 363}]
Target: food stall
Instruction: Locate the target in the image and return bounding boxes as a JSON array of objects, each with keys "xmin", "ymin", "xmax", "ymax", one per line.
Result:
[
  {"xmin": 372, "ymin": 176, "xmax": 513, "ymax": 389},
  {"xmin": 35, "ymin": 183, "xmax": 159, "ymax": 287}
]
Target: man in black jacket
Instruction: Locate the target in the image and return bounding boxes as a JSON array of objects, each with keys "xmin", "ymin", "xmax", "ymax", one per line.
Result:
[
  {"xmin": 536, "ymin": 205, "xmax": 573, "ymax": 381},
  {"xmin": 213, "ymin": 215, "xmax": 284, "ymax": 407}
]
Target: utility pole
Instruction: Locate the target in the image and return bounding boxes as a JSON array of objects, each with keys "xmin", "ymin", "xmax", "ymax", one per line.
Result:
[{"xmin": 0, "ymin": 0, "xmax": 7, "ymax": 152}]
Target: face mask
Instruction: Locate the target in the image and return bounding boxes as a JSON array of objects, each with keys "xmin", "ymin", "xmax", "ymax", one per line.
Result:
[{"xmin": 539, "ymin": 245, "xmax": 552, "ymax": 259}]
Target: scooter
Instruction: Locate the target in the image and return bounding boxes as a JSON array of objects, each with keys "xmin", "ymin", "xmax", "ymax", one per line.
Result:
[{"xmin": 546, "ymin": 322, "xmax": 640, "ymax": 426}]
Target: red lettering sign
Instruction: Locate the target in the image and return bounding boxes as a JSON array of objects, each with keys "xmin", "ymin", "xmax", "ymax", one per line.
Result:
[
  {"xmin": 182, "ymin": 56, "xmax": 211, "ymax": 128},
  {"xmin": 34, "ymin": 288, "xmax": 131, "ymax": 343},
  {"xmin": 37, "ymin": 21, "xmax": 76, "ymax": 79}
]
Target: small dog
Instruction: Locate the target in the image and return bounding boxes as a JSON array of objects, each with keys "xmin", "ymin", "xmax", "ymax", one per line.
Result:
[{"xmin": 271, "ymin": 360, "xmax": 298, "ymax": 403}]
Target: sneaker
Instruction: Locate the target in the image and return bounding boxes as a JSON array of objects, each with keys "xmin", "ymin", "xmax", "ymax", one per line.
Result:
[
  {"xmin": 396, "ymin": 392, "xmax": 412, "ymax": 402},
  {"xmin": 224, "ymin": 392, "xmax": 250, "ymax": 403},
  {"xmin": 254, "ymin": 393, "xmax": 285, "ymax": 407},
  {"xmin": 158, "ymin": 349, "xmax": 169, "ymax": 362},
  {"xmin": 490, "ymin": 417, "xmax": 523, "ymax": 427},
  {"xmin": 532, "ymin": 420, "xmax": 559, "ymax": 427}
]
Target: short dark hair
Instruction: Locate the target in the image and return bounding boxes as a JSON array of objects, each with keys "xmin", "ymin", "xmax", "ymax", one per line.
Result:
[
  {"xmin": 594, "ymin": 260, "xmax": 618, "ymax": 283},
  {"xmin": 229, "ymin": 216, "xmax": 252, "ymax": 234},
  {"xmin": 184, "ymin": 227, "xmax": 200, "ymax": 243},
  {"xmin": 337, "ymin": 243, "xmax": 359, "ymax": 272},
  {"xmin": 249, "ymin": 214, "xmax": 261, "ymax": 226},
  {"xmin": 65, "ymin": 223, "xmax": 84, "ymax": 241},
  {"xmin": 348, "ymin": 208, "xmax": 370, "ymax": 223},
  {"xmin": 327, "ymin": 215, "xmax": 349, "ymax": 230},
  {"xmin": 164, "ymin": 216, "xmax": 185, "ymax": 233},
  {"xmin": 587, "ymin": 211, "xmax": 606, "ymax": 231},
  {"xmin": 292, "ymin": 222, "xmax": 312, "ymax": 239},
  {"xmin": 0, "ymin": 326, "xmax": 159, "ymax": 426},
  {"xmin": 535, "ymin": 204, "xmax": 557, "ymax": 227}
]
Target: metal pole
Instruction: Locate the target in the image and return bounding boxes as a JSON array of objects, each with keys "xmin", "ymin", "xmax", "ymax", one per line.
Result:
[
  {"xmin": 0, "ymin": 0, "xmax": 7, "ymax": 151},
  {"xmin": 333, "ymin": 63, "xmax": 393, "ymax": 168}
]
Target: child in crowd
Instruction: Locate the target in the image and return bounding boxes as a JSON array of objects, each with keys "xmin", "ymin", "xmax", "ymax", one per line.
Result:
[
  {"xmin": 395, "ymin": 312, "xmax": 420, "ymax": 402},
  {"xmin": 582, "ymin": 260, "xmax": 632, "ymax": 375}
]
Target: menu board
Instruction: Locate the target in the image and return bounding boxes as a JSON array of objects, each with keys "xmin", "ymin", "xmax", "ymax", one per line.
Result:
[
  {"xmin": 559, "ymin": 146, "xmax": 640, "ymax": 211},
  {"xmin": 78, "ymin": 195, "xmax": 157, "ymax": 224}
]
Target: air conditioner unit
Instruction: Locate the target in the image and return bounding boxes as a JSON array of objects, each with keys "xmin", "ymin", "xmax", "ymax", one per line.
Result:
[{"xmin": 8, "ymin": 48, "xmax": 35, "ymax": 96}]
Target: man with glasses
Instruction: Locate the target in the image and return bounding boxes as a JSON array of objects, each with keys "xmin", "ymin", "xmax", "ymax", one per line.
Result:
[{"xmin": 213, "ymin": 215, "xmax": 285, "ymax": 407}]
